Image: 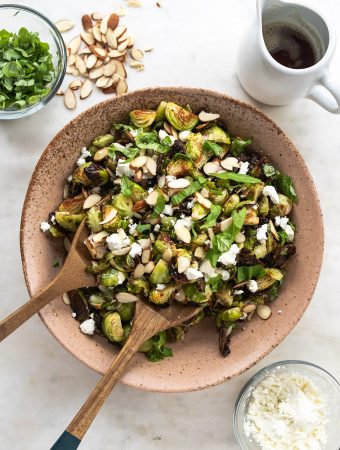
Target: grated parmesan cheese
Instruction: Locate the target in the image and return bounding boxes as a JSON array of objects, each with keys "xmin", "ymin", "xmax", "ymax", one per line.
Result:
[{"xmin": 244, "ymin": 371, "xmax": 329, "ymax": 450}]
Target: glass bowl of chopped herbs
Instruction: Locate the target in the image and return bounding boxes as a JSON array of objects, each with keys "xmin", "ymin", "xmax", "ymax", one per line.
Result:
[
  {"xmin": 234, "ymin": 360, "xmax": 340, "ymax": 450},
  {"xmin": 0, "ymin": 4, "xmax": 66, "ymax": 119}
]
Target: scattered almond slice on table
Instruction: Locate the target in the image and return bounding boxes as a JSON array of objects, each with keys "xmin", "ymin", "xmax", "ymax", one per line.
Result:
[{"xmin": 57, "ymin": 8, "xmax": 151, "ymax": 110}]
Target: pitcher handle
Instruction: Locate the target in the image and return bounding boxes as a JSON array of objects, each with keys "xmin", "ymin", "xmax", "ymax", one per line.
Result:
[{"xmin": 307, "ymin": 71, "xmax": 340, "ymax": 114}]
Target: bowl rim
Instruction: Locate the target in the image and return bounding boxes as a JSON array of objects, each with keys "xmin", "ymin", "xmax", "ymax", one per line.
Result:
[
  {"xmin": 20, "ymin": 87, "xmax": 325, "ymax": 392},
  {"xmin": 233, "ymin": 359, "xmax": 340, "ymax": 447},
  {"xmin": 0, "ymin": 3, "xmax": 67, "ymax": 119}
]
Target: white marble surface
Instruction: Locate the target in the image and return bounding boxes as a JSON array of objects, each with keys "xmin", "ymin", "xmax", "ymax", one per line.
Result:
[{"xmin": 1, "ymin": 0, "xmax": 340, "ymax": 448}]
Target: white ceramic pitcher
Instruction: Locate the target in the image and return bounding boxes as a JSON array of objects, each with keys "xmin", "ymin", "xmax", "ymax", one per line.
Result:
[{"xmin": 237, "ymin": 0, "xmax": 340, "ymax": 113}]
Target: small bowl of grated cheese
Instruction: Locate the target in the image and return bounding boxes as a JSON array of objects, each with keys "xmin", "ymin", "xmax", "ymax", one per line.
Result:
[{"xmin": 234, "ymin": 360, "xmax": 340, "ymax": 450}]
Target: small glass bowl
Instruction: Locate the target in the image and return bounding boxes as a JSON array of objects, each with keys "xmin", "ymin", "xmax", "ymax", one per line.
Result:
[
  {"xmin": 0, "ymin": 4, "xmax": 66, "ymax": 120},
  {"xmin": 234, "ymin": 360, "xmax": 340, "ymax": 450}
]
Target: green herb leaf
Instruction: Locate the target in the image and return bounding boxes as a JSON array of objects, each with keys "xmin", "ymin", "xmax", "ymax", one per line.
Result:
[
  {"xmin": 108, "ymin": 144, "xmax": 140, "ymax": 159},
  {"xmin": 135, "ymin": 131, "xmax": 171, "ymax": 154},
  {"xmin": 208, "ymin": 275, "xmax": 223, "ymax": 292},
  {"xmin": 203, "ymin": 140, "xmax": 225, "ymax": 156},
  {"xmin": 230, "ymin": 137, "xmax": 251, "ymax": 157},
  {"xmin": 237, "ymin": 265, "xmax": 266, "ymax": 282},
  {"xmin": 150, "ymin": 192, "xmax": 166, "ymax": 218},
  {"xmin": 52, "ymin": 260, "xmax": 60, "ymax": 268},
  {"xmin": 210, "ymin": 172, "xmax": 261, "ymax": 184},
  {"xmin": 136, "ymin": 224, "xmax": 151, "ymax": 233},
  {"xmin": 201, "ymin": 205, "xmax": 222, "ymax": 229},
  {"xmin": 146, "ymin": 331, "xmax": 173, "ymax": 362},
  {"xmin": 276, "ymin": 173, "xmax": 298, "ymax": 203},
  {"xmin": 207, "ymin": 208, "xmax": 246, "ymax": 266},
  {"xmin": 171, "ymin": 180, "xmax": 205, "ymax": 205},
  {"xmin": 182, "ymin": 284, "xmax": 207, "ymax": 303},
  {"xmin": 121, "ymin": 175, "xmax": 134, "ymax": 197}
]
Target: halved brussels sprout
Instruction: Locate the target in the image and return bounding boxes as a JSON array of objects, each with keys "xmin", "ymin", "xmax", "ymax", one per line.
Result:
[
  {"xmin": 246, "ymin": 182, "xmax": 265, "ymax": 202},
  {"xmin": 85, "ymin": 261, "xmax": 111, "ymax": 275},
  {"xmin": 154, "ymin": 234, "xmax": 177, "ymax": 254},
  {"xmin": 269, "ymin": 194, "xmax": 293, "ymax": 218},
  {"xmin": 129, "ymin": 181, "xmax": 146, "ymax": 203},
  {"xmin": 192, "ymin": 203, "xmax": 208, "ymax": 221},
  {"xmin": 84, "ymin": 163, "xmax": 109, "ymax": 186},
  {"xmin": 111, "ymin": 255, "xmax": 135, "ymax": 273},
  {"xmin": 102, "ymin": 312, "xmax": 124, "ymax": 342},
  {"xmin": 86, "ymin": 206, "xmax": 103, "ymax": 233},
  {"xmin": 58, "ymin": 193, "xmax": 85, "ymax": 213},
  {"xmin": 202, "ymin": 124, "xmax": 231, "ymax": 144},
  {"xmin": 166, "ymin": 156, "xmax": 194, "ymax": 178},
  {"xmin": 186, "ymin": 133, "xmax": 210, "ymax": 168},
  {"xmin": 244, "ymin": 208, "xmax": 259, "ymax": 226},
  {"xmin": 252, "ymin": 242, "xmax": 267, "ymax": 259},
  {"xmin": 256, "ymin": 268, "xmax": 283, "ymax": 291},
  {"xmin": 129, "ymin": 109, "xmax": 156, "ymax": 128},
  {"xmin": 216, "ymin": 307, "xmax": 242, "ymax": 328},
  {"xmin": 149, "ymin": 259, "xmax": 171, "ymax": 285},
  {"xmin": 258, "ymin": 196, "xmax": 269, "ymax": 217},
  {"xmin": 118, "ymin": 302, "xmax": 135, "ymax": 321},
  {"xmin": 49, "ymin": 225, "xmax": 66, "ymax": 238},
  {"xmin": 149, "ymin": 284, "xmax": 176, "ymax": 305},
  {"xmin": 72, "ymin": 163, "xmax": 92, "ymax": 186},
  {"xmin": 100, "ymin": 268, "xmax": 125, "ymax": 287},
  {"xmin": 55, "ymin": 211, "xmax": 85, "ymax": 232},
  {"xmin": 191, "ymin": 232, "xmax": 208, "ymax": 247},
  {"xmin": 88, "ymin": 293, "xmax": 106, "ymax": 310},
  {"xmin": 112, "ymin": 193, "xmax": 133, "ymax": 218},
  {"xmin": 223, "ymin": 194, "xmax": 240, "ymax": 215},
  {"xmin": 127, "ymin": 279, "xmax": 150, "ymax": 296},
  {"xmin": 216, "ymin": 287, "xmax": 233, "ymax": 307},
  {"xmin": 155, "ymin": 101, "xmax": 167, "ymax": 122},
  {"xmin": 165, "ymin": 102, "xmax": 198, "ymax": 131},
  {"xmin": 207, "ymin": 186, "xmax": 228, "ymax": 205},
  {"xmin": 93, "ymin": 134, "xmax": 115, "ymax": 148}
]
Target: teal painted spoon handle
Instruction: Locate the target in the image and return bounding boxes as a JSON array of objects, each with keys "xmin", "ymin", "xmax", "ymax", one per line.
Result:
[{"xmin": 50, "ymin": 431, "xmax": 81, "ymax": 450}]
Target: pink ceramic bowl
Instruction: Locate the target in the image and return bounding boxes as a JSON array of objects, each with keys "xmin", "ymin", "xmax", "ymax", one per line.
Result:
[{"xmin": 20, "ymin": 87, "xmax": 323, "ymax": 392}]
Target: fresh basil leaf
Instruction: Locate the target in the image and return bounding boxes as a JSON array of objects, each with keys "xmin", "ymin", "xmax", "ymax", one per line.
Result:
[
  {"xmin": 108, "ymin": 144, "xmax": 140, "ymax": 159},
  {"xmin": 203, "ymin": 140, "xmax": 225, "ymax": 156},
  {"xmin": 210, "ymin": 172, "xmax": 261, "ymax": 184},
  {"xmin": 237, "ymin": 265, "xmax": 266, "ymax": 282},
  {"xmin": 201, "ymin": 205, "xmax": 222, "ymax": 229},
  {"xmin": 276, "ymin": 173, "xmax": 298, "ymax": 203},
  {"xmin": 171, "ymin": 180, "xmax": 204, "ymax": 205},
  {"xmin": 208, "ymin": 275, "xmax": 223, "ymax": 292},
  {"xmin": 263, "ymin": 164, "xmax": 277, "ymax": 177},
  {"xmin": 150, "ymin": 192, "xmax": 166, "ymax": 218},
  {"xmin": 135, "ymin": 131, "xmax": 171, "ymax": 154},
  {"xmin": 136, "ymin": 224, "xmax": 151, "ymax": 233},
  {"xmin": 230, "ymin": 137, "xmax": 251, "ymax": 157},
  {"xmin": 207, "ymin": 208, "xmax": 246, "ymax": 266},
  {"xmin": 112, "ymin": 123, "xmax": 137, "ymax": 131}
]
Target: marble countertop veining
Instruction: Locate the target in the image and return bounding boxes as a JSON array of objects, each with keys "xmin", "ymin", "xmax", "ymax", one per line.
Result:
[{"xmin": 1, "ymin": 0, "xmax": 340, "ymax": 449}]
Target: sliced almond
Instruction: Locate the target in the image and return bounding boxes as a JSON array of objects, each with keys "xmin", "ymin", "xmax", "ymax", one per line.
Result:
[
  {"xmin": 194, "ymin": 247, "xmax": 205, "ymax": 259},
  {"xmin": 129, "ymin": 61, "xmax": 144, "ymax": 71},
  {"xmin": 111, "ymin": 247, "xmax": 131, "ymax": 256},
  {"xmin": 168, "ymin": 178, "xmax": 190, "ymax": 189},
  {"xmin": 100, "ymin": 208, "xmax": 117, "ymax": 224},
  {"xmin": 195, "ymin": 192, "xmax": 212, "ymax": 209},
  {"xmin": 56, "ymin": 89, "xmax": 64, "ymax": 96},
  {"xmin": 92, "ymin": 25, "xmax": 102, "ymax": 42},
  {"xmin": 256, "ymin": 304, "xmax": 272, "ymax": 320},
  {"xmin": 162, "ymin": 248, "xmax": 173, "ymax": 262},
  {"xmin": 130, "ymin": 155, "xmax": 147, "ymax": 169},
  {"xmin": 86, "ymin": 53, "xmax": 97, "ymax": 69},
  {"xmin": 68, "ymin": 36, "xmax": 81, "ymax": 55},
  {"xmin": 55, "ymin": 20, "xmax": 74, "ymax": 33},
  {"xmin": 118, "ymin": 30, "xmax": 129, "ymax": 43},
  {"xmin": 141, "ymin": 249, "xmax": 151, "ymax": 264},
  {"xmin": 62, "ymin": 292, "xmax": 70, "ymax": 305},
  {"xmin": 67, "ymin": 54, "xmax": 76, "ymax": 66},
  {"xmin": 145, "ymin": 190, "xmax": 159, "ymax": 206},
  {"xmin": 75, "ymin": 55, "xmax": 87, "ymax": 74},
  {"xmin": 94, "ymin": 147, "xmax": 109, "ymax": 161},
  {"xmin": 198, "ymin": 111, "xmax": 220, "ymax": 122},
  {"xmin": 103, "ymin": 78, "xmax": 114, "ymax": 89},
  {"xmin": 94, "ymin": 59, "xmax": 103, "ymax": 68},
  {"xmin": 89, "ymin": 45, "xmax": 107, "ymax": 60},
  {"xmin": 81, "ymin": 15, "xmax": 93, "ymax": 32},
  {"xmin": 235, "ymin": 232, "xmax": 246, "ymax": 243},
  {"xmin": 106, "ymin": 28, "xmax": 117, "ymax": 48},
  {"xmin": 80, "ymin": 31, "xmax": 95, "ymax": 46},
  {"xmin": 113, "ymin": 25, "xmax": 127, "ymax": 38},
  {"xmin": 145, "ymin": 157, "xmax": 157, "ymax": 176},
  {"xmin": 138, "ymin": 238, "xmax": 151, "ymax": 249},
  {"xmin": 130, "ymin": 48, "xmax": 144, "ymax": 61},
  {"xmin": 144, "ymin": 47, "xmax": 153, "ymax": 52},
  {"xmin": 177, "ymin": 256, "xmax": 191, "ymax": 273},
  {"xmin": 91, "ymin": 12, "xmax": 103, "ymax": 20},
  {"xmin": 220, "ymin": 217, "xmax": 233, "ymax": 232},
  {"xmin": 69, "ymin": 79, "xmax": 82, "ymax": 90},
  {"xmin": 243, "ymin": 303, "xmax": 257, "ymax": 314},
  {"xmin": 89, "ymin": 66, "xmax": 104, "ymax": 79},
  {"xmin": 108, "ymin": 49, "xmax": 126, "ymax": 58},
  {"xmin": 92, "ymin": 231, "xmax": 108, "ymax": 243},
  {"xmin": 83, "ymin": 194, "xmax": 101, "ymax": 209},
  {"xmin": 78, "ymin": 47, "xmax": 91, "ymax": 55},
  {"xmin": 115, "ymin": 61, "xmax": 127, "ymax": 78},
  {"xmin": 134, "ymin": 263, "xmax": 145, "ymax": 279},
  {"xmin": 96, "ymin": 76, "xmax": 110, "ymax": 88},
  {"xmin": 203, "ymin": 162, "xmax": 221, "ymax": 175},
  {"xmin": 221, "ymin": 157, "xmax": 240, "ymax": 171},
  {"xmin": 117, "ymin": 39, "xmax": 129, "ymax": 52},
  {"xmin": 102, "ymin": 86, "xmax": 116, "ymax": 94},
  {"xmin": 100, "ymin": 14, "xmax": 111, "ymax": 34},
  {"xmin": 108, "ymin": 13, "xmax": 119, "ymax": 31},
  {"xmin": 127, "ymin": 0, "xmax": 142, "ymax": 6},
  {"xmin": 64, "ymin": 88, "xmax": 76, "ymax": 110},
  {"xmin": 175, "ymin": 223, "xmax": 191, "ymax": 244},
  {"xmin": 116, "ymin": 79, "xmax": 128, "ymax": 96},
  {"xmin": 103, "ymin": 60, "xmax": 117, "ymax": 76},
  {"xmin": 116, "ymin": 292, "xmax": 137, "ymax": 303},
  {"xmin": 158, "ymin": 175, "xmax": 166, "ymax": 188},
  {"xmin": 80, "ymin": 79, "xmax": 93, "ymax": 99}
]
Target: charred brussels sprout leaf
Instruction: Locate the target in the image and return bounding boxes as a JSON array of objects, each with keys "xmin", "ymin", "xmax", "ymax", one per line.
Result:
[
  {"xmin": 129, "ymin": 109, "xmax": 156, "ymax": 128},
  {"xmin": 165, "ymin": 102, "xmax": 198, "ymax": 131},
  {"xmin": 58, "ymin": 193, "xmax": 85, "ymax": 213},
  {"xmin": 55, "ymin": 212, "xmax": 85, "ymax": 232},
  {"xmin": 93, "ymin": 134, "xmax": 114, "ymax": 148},
  {"xmin": 166, "ymin": 155, "xmax": 194, "ymax": 178},
  {"xmin": 102, "ymin": 312, "xmax": 124, "ymax": 342},
  {"xmin": 155, "ymin": 101, "xmax": 167, "ymax": 122},
  {"xmin": 84, "ymin": 163, "xmax": 109, "ymax": 186}
]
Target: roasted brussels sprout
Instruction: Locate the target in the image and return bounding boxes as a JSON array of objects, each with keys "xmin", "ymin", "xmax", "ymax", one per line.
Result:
[
  {"xmin": 192, "ymin": 202, "xmax": 208, "ymax": 221},
  {"xmin": 166, "ymin": 156, "xmax": 194, "ymax": 177},
  {"xmin": 93, "ymin": 134, "xmax": 115, "ymax": 148},
  {"xmin": 223, "ymin": 194, "xmax": 240, "ymax": 215},
  {"xmin": 118, "ymin": 302, "xmax": 135, "ymax": 321},
  {"xmin": 49, "ymin": 225, "xmax": 66, "ymax": 237},
  {"xmin": 72, "ymin": 162, "xmax": 109, "ymax": 187},
  {"xmin": 129, "ymin": 109, "xmax": 156, "ymax": 128},
  {"xmin": 112, "ymin": 193, "xmax": 133, "ymax": 218},
  {"xmin": 88, "ymin": 293, "xmax": 106, "ymax": 310},
  {"xmin": 127, "ymin": 279, "xmax": 150, "ymax": 296},
  {"xmin": 216, "ymin": 307, "xmax": 242, "ymax": 328},
  {"xmin": 258, "ymin": 196, "xmax": 269, "ymax": 217},
  {"xmin": 154, "ymin": 234, "xmax": 177, "ymax": 254},
  {"xmin": 191, "ymin": 232, "xmax": 208, "ymax": 247},
  {"xmin": 256, "ymin": 268, "xmax": 283, "ymax": 291},
  {"xmin": 186, "ymin": 133, "xmax": 210, "ymax": 168},
  {"xmin": 155, "ymin": 101, "xmax": 167, "ymax": 122},
  {"xmin": 86, "ymin": 206, "xmax": 103, "ymax": 233},
  {"xmin": 149, "ymin": 259, "xmax": 171, "ymax": 285},
  {"xmin": 55, "ymin": 211, "xmax": 85, "ymax": 232},
  {"xmin": 216, "ymin": 287, "xmax": 233, "ymax": 307},
  {"xmin": 269, "ymin": 194, "xmax": 293, "ymax": 218},
  {"xmin": 102, "ymin": 312, "xmax": 124, "ymax": 342},
  {"xmin": 149, "ymin": 284, "xmax": 176, "ymax": 305},
  {"xmin": 202, "ymin": 124, "xmax": 231, "ymax": 144},
  {"xmin": 165, "ymin": 102, "xmax": 198, "ymax": 131},
  {"xmin": 111, "ymin": 255, "xmax": 135, "ymax": 272},
  {"xmin": 100, "ymin": 268, "xmax": 125, "ymax": 287},
  {"xmin": 58, "ymin": 193, "xmax": 85, "ymax": 213},
  {"xmin": 129, "ymin": 181, "xmax": 146, "ymax": 203},
  {"xmin": 244, "ymin": 208, "xmax": 259, "ymax": 226}
]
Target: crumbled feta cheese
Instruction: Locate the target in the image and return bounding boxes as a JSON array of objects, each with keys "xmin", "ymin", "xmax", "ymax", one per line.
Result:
[
  {"xmin": 81, "ymin": 147, "xmax": 91, "ymax": 158},
  {"xmin": 130, "ymin": 130, "xmax": 138, "ymax": 138},
  {"xmin": 180, "ymin": 213, "xmax": 185, "ymax": 219},
  {"xmin": 40, "ymin": 221, "xmax": 50, "ymax": 232},
  {"xmin": 116, "ymin": 159, "xmax": 134, "ymax": 178},
  {"xmin": 218, "ymin": 244, "xmax": 240, "ymax": 266},
  {"xmin": 256, "ymin": 223, "xmax": 268, "ymax": 242},
  {"xmin": 176, "ymin": 216, "xmax": 192, "ymax": 229},
  {"xmin": 148, "ymin": 187, "xmax": 154, "ymax": 193},
  {"xmin": 163, "ymin": 204, "xmax": 174, "ymax": 216},
  {"xmin": 199, "ymin": 260, "xmax": 218, "ymax": 280},
  {"xmin": 128, "ymin": 223, "xmax": 137, "ymax": 235},
  {"xmin": 126, "ymin": 143, "xmax": 133, "ymax": 148},
  {"xmin": 275, "ymin": 216, "xmax": 295, "ymax": 241},
  {"xmin": 77, "ymin": 157, "xmax": 86, "ymax": 167},
  {"xmin": 129, "ymin": 242, "xmax": 143, "ymax": 258},
  {"xmin": 71, "ymin": 312, "xmax": 77, "ymax": 318},
  {"xmin": 187, "ymin": 200, "xmax": 194, "ymax": 209},
  {"xmin": 67, "ymin": 175, "xmax": 73, "ymax": 182},
  {"xmin": 91, "ymin": 187, "xmax": 101, "ymax": 194},
  {"xmin": 106, "ymin": 231, "xmax": 130, "ymax": 251},
  {"xmin": 166, "ymin": 175, "xmax": 176, "ymax": 183},
  {"xmin": 234, "ymin": 289, "xmax": 244, "ymax": 295},
  {"xmin": 117, "ymin": 271, "xmax": 126, "ymax": 285},
  {"xmin": 154, "ymin": 224, "xmax": 160, "ymax": 232},
  {"xmin": 218, "ymin": 269, "xmax": 230, "ymax": 281},
  {"xmin": 247, "ymin": 280, "xmax": 258, "ymax": 293},
  {"xmin": 170, "ymin": 219, "xmax": 175, "ymax": 226},
  {"xmin": 238, "ymin": 161, "xmax": 249, "ymax": 174},
  {"xmin": 178, "ymin": 130, "xmax": 191, "ymax": 142},
  {"xmin": 184, "ymin": 267, "xmax": 204, "ymax": 280},
  {"xmin": 262, "ymin": 185, "xmax": 280, "ymax": 204},
  {"xmin": 80, "ymin": 318, "xmax": 95, "ymax": 335},
  {"xmin": 159, "ymin": 129, "xmax": 175, "ymax": 144},
  {"xmin": 50, "ymin": 215, "xmax": 56, "ymax": 225},
  {"xmin": 156, "ymin": 284, "xmax": 166, "ymax": 290}
]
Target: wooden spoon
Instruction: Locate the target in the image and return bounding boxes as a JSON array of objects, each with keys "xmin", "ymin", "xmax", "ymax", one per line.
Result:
[
  {"xmin": 51, "ymin": 300, "xmax": 202, "ymax": 450},
  {"xmin": 0, "ymin": 221, "xmax": 96, "ymax": 342}
]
